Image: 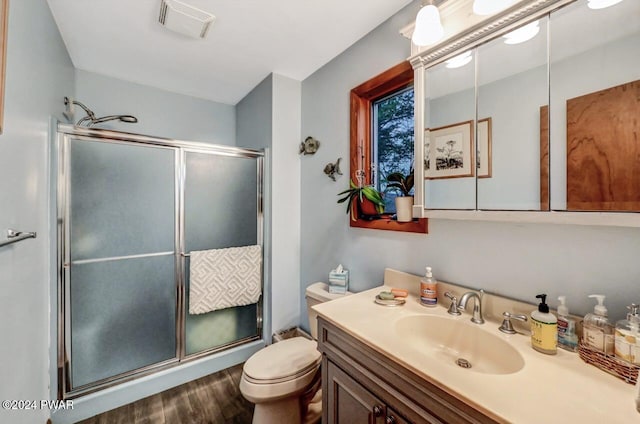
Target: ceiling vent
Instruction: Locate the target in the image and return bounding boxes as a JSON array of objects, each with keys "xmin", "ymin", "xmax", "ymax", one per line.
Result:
[{"xmin": 159, "ymin": 0, "xmax": 215, "ymax": 39}]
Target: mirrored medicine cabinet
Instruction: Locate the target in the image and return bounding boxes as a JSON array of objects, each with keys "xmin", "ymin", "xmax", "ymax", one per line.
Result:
[{"xmin": 411, "ymin": 0, "xmax": 640, "ymax": 226}]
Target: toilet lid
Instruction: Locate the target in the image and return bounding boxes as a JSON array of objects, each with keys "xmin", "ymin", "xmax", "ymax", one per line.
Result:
[{"xmin": 244, "ymin": 337, "xmax": 321, "ymax": 383}]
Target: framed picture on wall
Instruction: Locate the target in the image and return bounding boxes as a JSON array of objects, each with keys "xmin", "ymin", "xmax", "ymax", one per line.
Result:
[
  {"xmin": 0, "ymin": 0, "xmax": 8, "ymax": 134},
  {"xmin": 477, "ymin": 117, "xmax": 492, "ymax": 178},
  {"xmin": 425, "ymin": 120, "xmax": 474, "ymax": 179}
]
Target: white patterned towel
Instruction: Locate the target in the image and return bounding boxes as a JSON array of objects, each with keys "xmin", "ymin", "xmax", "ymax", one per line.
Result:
[{"xmin": 189, "ymin": 245, "xmax": 262, "ymax": 314}]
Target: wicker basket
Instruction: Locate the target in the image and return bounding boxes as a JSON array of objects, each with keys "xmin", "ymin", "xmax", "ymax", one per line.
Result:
[{"xmin": 578, "ymin": 341, "xmax": 639, "ymax": 385}]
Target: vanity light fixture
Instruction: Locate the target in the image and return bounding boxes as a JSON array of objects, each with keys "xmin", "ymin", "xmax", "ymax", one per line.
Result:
[
  {"xmin": 472, "ymin": 0, "xmax": 516, "ymax": 16},
  {"xmin": 503, "ymin": 20, "xmax": 540, "ymax": 45},
  {"xmin": 587, "ymin": 0, "xmax": 623, "ymax": 9},
  {"xmin": 445, "ymin": 51, "xmax": 473, "ymax": 68},
  {"xmin": 412, "ymin": 1, "xmax": 444, "ymax": 46}
]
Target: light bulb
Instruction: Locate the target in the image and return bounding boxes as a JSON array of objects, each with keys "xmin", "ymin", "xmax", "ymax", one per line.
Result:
[
  {"xmin": 445, "ymin": 51, "xmax": 473, "ymax": 69},
  {"xmin": 412, "ymin": 5, "xmax": 444, "ymax": 46},
  {"xmin": 587, "ymin": 0, "xmax": 623, "ymax": 9},
  {"xmin": 473, "ymin": 0, "xmax": 516, "ymax": 16},
  {"xmin": 503, "ymin": 20, "xmax": 540, "ymax": 45}
]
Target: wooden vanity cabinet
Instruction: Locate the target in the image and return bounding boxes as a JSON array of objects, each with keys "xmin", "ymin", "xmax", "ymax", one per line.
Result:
[
  {"xmin": 326, "ymin": 361, "xmax": 409, "ymax": 424},
  {"xmin": 318, "ymin": 317, "xmax": 500, "ymax": 424}
]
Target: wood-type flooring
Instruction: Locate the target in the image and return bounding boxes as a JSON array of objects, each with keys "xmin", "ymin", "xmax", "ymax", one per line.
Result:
[{"xmin": 78, "ymin": 363, "xmax": 253, "ymax": 424}]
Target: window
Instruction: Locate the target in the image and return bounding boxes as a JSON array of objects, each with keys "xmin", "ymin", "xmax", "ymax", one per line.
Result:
[
  {"xmin": 373, "ymin": 87, "xmax": 415, "ymax": 213},
  {"xmin": 349, "ymin": 61, "xmax": 427, "ymax": 233}
]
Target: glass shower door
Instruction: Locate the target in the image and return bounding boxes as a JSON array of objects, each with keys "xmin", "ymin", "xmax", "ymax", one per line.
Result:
[
  {"xmin": 66, "ymin": 138, "xmax": 178, "ymax": 390},
  {"xmin": 183, "ymin": 150, "xmax": 262, "ymax": 356},
  {"xmin": 59, "ymin": 129, "xmax": 265, "ymax": 398}
]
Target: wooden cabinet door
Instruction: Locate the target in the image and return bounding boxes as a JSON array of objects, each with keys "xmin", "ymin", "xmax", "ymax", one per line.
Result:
[
  {"xmin": 326, "ymin": 360, "xmax": 386, "ymax": 424},
  {"xmin": 385, "ymin": 406, "xmax": 411, "ymax": 424},
  {"xmin": 566, "ymin": 79, "xmax": 640, "ymax": 211}
]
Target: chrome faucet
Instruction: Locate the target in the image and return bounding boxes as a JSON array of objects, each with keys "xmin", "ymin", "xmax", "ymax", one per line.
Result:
[
  {"xmin": 457, "ymin": 290, "xmax": 484, "ymax": 324},
  {"xmin": 444, "ymin": 292, "xmax": 461, "ymax": 316},
  {"xmin": 499, "ymin": 311, "xmax": 528, "ymax": 334}
]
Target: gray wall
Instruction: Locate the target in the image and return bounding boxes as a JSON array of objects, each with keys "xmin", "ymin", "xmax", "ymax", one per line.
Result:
[
  {"xmin": 237, "ymin": 73, "xmax": 302, "ymax": 337},
  {"xmin": 299, "ymin": 0, "xmax": 640, "ymax": 332},
  {"xmin": 270, "ymin": 74, "xmax": 302, "ymax": 332},
  {"xmin": 237, "ymin": 74, "xmax": 273, "ymax": 149},
  {"xmin": 0, "ymin": 1, "xmax": 75, "ymax": 424},
  {"xmin": 75, "ymin": 69, "xmax": 236, "ymax": 144},
  {"xmin": 237, "ymin": 74, "xmax": 274, "ymax": 341}
]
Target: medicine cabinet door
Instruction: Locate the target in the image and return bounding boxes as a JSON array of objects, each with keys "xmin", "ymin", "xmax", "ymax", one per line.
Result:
[
  {"xmin": 476, "ymin": 16, "xmax": 549, "ymax": 210},
  {"xmin": 549, "ymin": 0, "xmax": 640, "ymax": 211},
  {"xmin": 423, "ymin": 49, "xmax": 476, "ymax": 210}
]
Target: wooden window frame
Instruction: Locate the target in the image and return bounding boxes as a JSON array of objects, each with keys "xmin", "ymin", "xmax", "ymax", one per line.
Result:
[{"xmin": 349, "ymin": 61, "xmax": 428, "ymax": 233}]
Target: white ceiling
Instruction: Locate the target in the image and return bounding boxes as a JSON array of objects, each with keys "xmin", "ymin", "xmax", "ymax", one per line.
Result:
[{"xmin": 47, "ymin": 0, "xmax": 414, "ymax": 105}]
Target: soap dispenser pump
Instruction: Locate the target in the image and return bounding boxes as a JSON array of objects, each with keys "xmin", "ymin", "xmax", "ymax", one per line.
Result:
[
  {"xmin": 583, "ymin": 294, "xmax": 614, "ymax": 355},
  {"xmin": 420, "ymin": 267, "xmax": 437, "ymax": 307},
  {"xmin": 530, "ymin": 294, "xmax": 557, "ymax": 355},
  {"xmin": 615, "ymin": 304, "xmax": 640, "ymax": 364},
  {"xmin": 557, "ymin": 296, "xmax": 578, "ymax": 352}
]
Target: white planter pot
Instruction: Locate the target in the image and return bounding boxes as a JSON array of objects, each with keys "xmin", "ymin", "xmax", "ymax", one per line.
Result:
[{"xmin": 395, "ymin": 196, "xmax": 414, "ymax": 222}]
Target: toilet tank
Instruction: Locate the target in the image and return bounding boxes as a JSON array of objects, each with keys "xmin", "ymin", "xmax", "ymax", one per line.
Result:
[{"xmin": 305, "ymin": 282, "xmax": 352, "ymax": 340}]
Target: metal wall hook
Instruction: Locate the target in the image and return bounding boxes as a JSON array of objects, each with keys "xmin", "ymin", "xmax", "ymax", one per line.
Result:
[{"xmin": 1, "ymin": 228, "xmax": 37, "ymax": 248}]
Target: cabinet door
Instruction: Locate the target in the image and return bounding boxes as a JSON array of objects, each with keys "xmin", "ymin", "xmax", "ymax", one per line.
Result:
[
  {"xmin": 385, "ymin": 406, "xmax": 410, "ymax": 424},
  {"xmin": 326, "ymin": 360, "xmax": 386, "ymax": 424}
]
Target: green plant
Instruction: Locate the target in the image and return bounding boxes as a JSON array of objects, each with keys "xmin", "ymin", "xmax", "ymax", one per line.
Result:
[
  {"xmin": 337, "ymin": 180, "xmax": 385, "ymax": 220},
  {"xmin": 385, "ymin": 168, "xmax": 414, "ymax": 197}
]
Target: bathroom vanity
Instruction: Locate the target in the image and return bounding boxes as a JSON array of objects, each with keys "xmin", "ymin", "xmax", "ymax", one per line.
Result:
[
  {"xmin": 313, "ymin": 270, "xmax": 638, "ymax": 423},
  {"xmin": 319, "ymin": 318, "xmax": 498, "ymax": 423}
]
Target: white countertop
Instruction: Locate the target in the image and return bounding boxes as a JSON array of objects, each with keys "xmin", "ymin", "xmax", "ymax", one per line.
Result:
[{"xmin": 313, "ymin": 285, "xmax": 639, "ymax": 423}]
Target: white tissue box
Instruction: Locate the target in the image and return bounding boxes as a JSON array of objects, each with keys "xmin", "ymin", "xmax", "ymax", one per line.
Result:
[{"xmin": 329, "ymin": 268, "xmax": 349, "ymax": 294}]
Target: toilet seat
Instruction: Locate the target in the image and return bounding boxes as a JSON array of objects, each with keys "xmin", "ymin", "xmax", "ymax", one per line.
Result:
[
  {"xmin": 243, "ymin": 337, "xmax": 321, "ymax": 384},
  {"xmin": 243, "ymin": 358, "xmax": 320, "ymax": 385}
]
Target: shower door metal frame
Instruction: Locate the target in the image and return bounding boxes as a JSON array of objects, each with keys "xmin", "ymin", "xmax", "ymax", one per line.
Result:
[{"xmin": 56, "ymin": 124, "xmax": 264, "ymax": 399}]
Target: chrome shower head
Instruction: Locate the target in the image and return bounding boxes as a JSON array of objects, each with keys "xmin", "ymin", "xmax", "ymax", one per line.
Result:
[
  {"xmin": 89, "ymin": 115, "xmax": 139, "ymax": 126},
  {"xmin": 64, "ymin": 97, "xmax": 96, "ymax": 122},
  {"xmin": 64, "ymin": 97, "xmax": 138, "ymax": 127}
]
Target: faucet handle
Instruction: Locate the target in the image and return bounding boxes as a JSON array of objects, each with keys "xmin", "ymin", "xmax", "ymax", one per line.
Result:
[
  {"xmin": 444, "ymin": 292, "xmax": 461, "ymax": 316},
  {"xmin": 499, "ymin": 312, "xmax": 528, "ymax": 334}
]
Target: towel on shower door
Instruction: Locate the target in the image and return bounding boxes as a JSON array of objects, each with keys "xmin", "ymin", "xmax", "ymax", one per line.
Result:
[{"xmin": 189, "ymin": 245, "xmax": 262, "ymax": 314}]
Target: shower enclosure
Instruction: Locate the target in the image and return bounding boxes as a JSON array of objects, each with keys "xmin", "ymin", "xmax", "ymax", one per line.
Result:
[{"xmin": 55, "ymin": 125, "xmax": 264, "ymax": 398}]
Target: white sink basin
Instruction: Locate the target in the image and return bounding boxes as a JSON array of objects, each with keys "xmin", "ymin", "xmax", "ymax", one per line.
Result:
[{"xmin": 396, "ymin": 315, "xmax": 525, "ymax": 375}]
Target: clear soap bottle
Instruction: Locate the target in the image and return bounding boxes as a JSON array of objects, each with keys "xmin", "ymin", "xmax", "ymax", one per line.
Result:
[
  {"xmin": 614, "ymin": 304, "xmax": 640, "ymax": 364},
  {"xmin": 557, "ymin": 296, "xmax": 578, "ymax": 352},
  {"xmin": 583, "ymin": 294, "xmax": 614, "ymax": 355}
]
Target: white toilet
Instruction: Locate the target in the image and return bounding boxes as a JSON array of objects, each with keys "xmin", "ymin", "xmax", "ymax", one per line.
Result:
[{"xmin": 240, "ymin": 282, "xmax": 351, "ymax": 424}]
